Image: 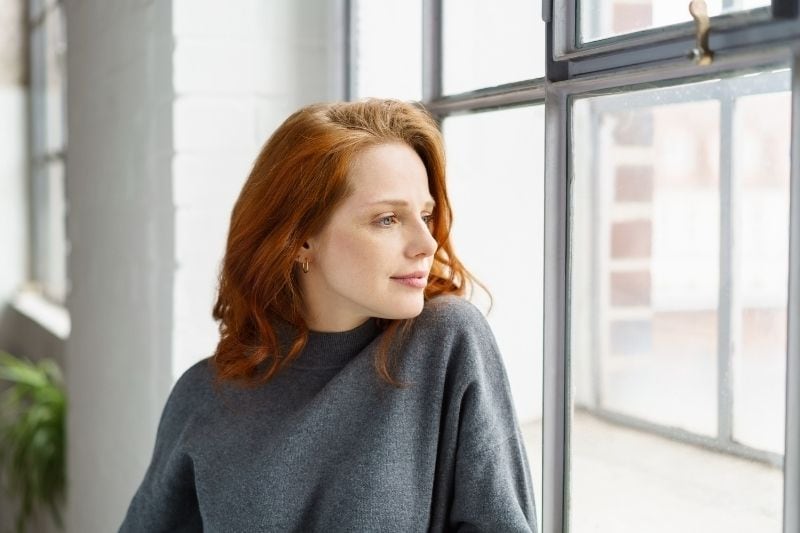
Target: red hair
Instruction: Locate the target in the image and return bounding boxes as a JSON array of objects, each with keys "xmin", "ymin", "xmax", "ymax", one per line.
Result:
[{"xmin": 212, "ymin": 99, "xmax": 472, "ymax": 388}]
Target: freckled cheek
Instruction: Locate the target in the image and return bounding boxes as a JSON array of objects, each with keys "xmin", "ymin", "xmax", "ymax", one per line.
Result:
[{"xmin": 324, "ymin": 232, "xmax": 390, "ymax": 280}]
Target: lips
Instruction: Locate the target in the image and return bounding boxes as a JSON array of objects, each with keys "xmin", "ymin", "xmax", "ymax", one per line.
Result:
[
  {"xmin": 390, "ymin": 271, "xmax": 428, "ymax": 289},
  {"xmin": 391, "ymin": 271, "xmax": 428, "ymax": 280}
]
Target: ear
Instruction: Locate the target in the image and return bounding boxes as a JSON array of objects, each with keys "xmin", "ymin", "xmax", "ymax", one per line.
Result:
[{"xmin": 295, "ymin": 241, "xmax": 312, "ymax": 265}]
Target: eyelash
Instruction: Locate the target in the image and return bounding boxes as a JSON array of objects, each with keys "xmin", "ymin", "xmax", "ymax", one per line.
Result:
[{"xmin": 376, "ymin": 214, "xmax": 434, "ymax": 227}]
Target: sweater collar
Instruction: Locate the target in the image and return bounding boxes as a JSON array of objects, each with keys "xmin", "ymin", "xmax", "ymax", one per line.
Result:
[{"xmin": 277, "ymin": 317, "xmax": 383, "ymax": 369}]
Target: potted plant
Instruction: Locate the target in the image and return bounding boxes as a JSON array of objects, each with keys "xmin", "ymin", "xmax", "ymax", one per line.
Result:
[{"xmin": 0, "ymin": 351, "xmax": 66, "ymax": 533}]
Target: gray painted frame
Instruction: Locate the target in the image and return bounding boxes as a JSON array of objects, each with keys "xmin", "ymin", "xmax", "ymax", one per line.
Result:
[
  {"xmin": 422, "ymin": 0, "xmax": 443, "ymax": 104},
  {"xmin": 552, "ymin": 0, "xmax": 798, "ymax": 55},
  {"xmin": 783, "ymin": 49, "xmax": 800, "ymax": 533},
  {"xmin": 549, "ymin": 44, "xmax": 796, "ymax": 533},
  {"xmin": 543, "ymin": 85, "xmax": 569, "ymax": 533},
  {"xmin": 573, "ymin": 67, "xmax": 790, "ymax": 469},
  {"xmin": 548, "ymin": 0, "xmax": 799, "ymax": 80}
]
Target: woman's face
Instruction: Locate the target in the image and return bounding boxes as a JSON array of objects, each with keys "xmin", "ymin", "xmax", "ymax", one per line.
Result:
[{"xmin": 298, "ymin": 142, "xmax": 438, "ymax": 332}]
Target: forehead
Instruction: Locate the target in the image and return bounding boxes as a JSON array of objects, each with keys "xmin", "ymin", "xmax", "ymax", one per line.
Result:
[{"xmin": 345, "ymin": 142, "xmax": 431, "ymax": 201}]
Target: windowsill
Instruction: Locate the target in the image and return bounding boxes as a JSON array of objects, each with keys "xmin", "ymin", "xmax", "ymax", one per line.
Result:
[{"xmin": 11, "ymin": 288, "xmax": 71, "ymax": 340}]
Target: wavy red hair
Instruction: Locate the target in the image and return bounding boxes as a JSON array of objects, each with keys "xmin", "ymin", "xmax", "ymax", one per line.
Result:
[{"xmin": 212, "ymin": 99, "xmax": 472, "ymax": 388}]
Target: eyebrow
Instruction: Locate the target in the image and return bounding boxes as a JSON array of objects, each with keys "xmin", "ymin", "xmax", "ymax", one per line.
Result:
[{"xmin": 367, "ymin": 198, "xmax": 436, "ymax": 208}]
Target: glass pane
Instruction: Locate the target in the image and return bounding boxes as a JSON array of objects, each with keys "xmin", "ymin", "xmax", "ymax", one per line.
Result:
[
  {"xmin": 580, "ymin": 0, "xmax": 771, "ymax": 44},
  {"xmin": 732, "ymin": 82, "xmax": 790, "ymax": 455},
  {"xmin": 570, "ymin": 68, "xmax": 787, "ymax": 532},
  {"xmin": 575, "ymin": 97, "xmax": 721, "ymax": 436},
  {"xmin": 443, "ymin": 0, "xmax": 545, "ymax": 95},
  {"xmin": 354, "ymin": 0, "xmax": 422, "ymax": 101},
  {"xmin": 28, "ymin": 0, "xmax": 46, "ymax": 23},
  {"xmin": 45, "ymin": 159, "xmax": 67, "ymax": 303},
  {"xmin": 443, "ymin": 106, "xmax": 545, "ymax": 532}
]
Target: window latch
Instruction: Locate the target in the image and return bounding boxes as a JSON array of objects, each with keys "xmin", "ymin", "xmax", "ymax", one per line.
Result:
[{"xmin": 688, "ymin": 0, "xmax": 714, "ymax": 65}]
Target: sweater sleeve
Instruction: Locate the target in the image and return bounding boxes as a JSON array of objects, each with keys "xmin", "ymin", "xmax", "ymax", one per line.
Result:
[
  {"xmin": 118, "ymin": 363, "xmax": 205, "ymax": 533},
  {"xmin": 441, "ymin": 299, "xmax": 538, "ymax": 533}
]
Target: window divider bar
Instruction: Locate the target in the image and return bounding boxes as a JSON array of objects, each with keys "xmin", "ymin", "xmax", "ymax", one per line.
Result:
[
  {"xmin": 590, "ymin": 407, "xmax": 784, "ymax": 466},
  {"xmin": 586, "ymin": 71, "xmax": 789, "ymax": 113},
  {"xmin": 554, "ymin": 10, "xmax": 800, "ymax": 77},
  {"xmin": 782, "ymin": 49, "xmax": 800, "ymax": 533},
  {"xmin": 560, "ymin": 8, "xmax": 773, "ymax": 61},
  {"xmin": 551, "ymin": 46, "xmax": 792, "ymax": 97},
  {"xmin": 543, "ymin": 86, "xmax": 569, "ymax": 533},
  {"xmin": 588, "ymin": 104, "xmax": 603, "ymax": 412},
  {"xmin": 717, "ymin": 90, "xmax": 736, "ymax": 447},
  {"xmin": 426, "ymin": 82, "xmax": 546, "ymax": 117},
  {"xmin": 422, "ymin": 0, "xmax": 443, "ymax": 103},
  {"xmin": 773, "ymin": 0, "xmax": 799, "ymax": 19},
  {"xmin": 340, "ymin": 0, "xmax": 355, "ymax": 101}
]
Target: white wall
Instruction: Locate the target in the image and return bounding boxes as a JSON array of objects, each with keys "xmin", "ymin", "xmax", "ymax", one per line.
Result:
[
  {"xmin": 0, "ymin": 0, "xmax": 28, "ymax": 349},
  {"xmin": 170, "ymin": 0, "xmax": 340, "ymax": 380},
  {"xmin": 63, "ymin": 1, "xmax": 337, "ymax": 531}
]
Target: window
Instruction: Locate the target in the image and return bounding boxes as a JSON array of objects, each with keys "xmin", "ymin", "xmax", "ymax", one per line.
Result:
[
  {"xmin": 28, "ymin": 0, "xmax": 68, "ymax": 304},
  {"xmin": 570, "ymin": 67, "xmax": 790, "ymax": 531},
  {"xmin": 348, "ymin": 1, "xmax": 799, "ymax": 531}
]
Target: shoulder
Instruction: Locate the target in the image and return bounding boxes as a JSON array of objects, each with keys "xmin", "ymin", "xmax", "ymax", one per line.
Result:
[
  {"xmin": 147, "ymin": 357, "xmax": 215, "ymax": 447},
  {"xmin": 408, "ymin": 295, "xmax": 510, "ymax": 400},
  {"xmin": 417, "ymin": 294, "xmax": 490, "ymax": 333},
  {"xmin": 413, "ymin": 295, "xmax": 495, "ymax": 351},
  {"xmin": 162, "ymin": 357, "xmax": 214, "ymax": 420},
  {"xmin": 410, "ymin": 295, "xmax": 499, "ymax": 369},
  {"xmin": 173, "ymin": 357, "xmax": 214, "ymax": 395}
]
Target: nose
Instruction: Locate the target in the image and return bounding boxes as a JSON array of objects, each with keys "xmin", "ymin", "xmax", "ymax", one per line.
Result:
[{"xmin": 407, "ymin": 218, "xmax": 438, "ymax": 258}]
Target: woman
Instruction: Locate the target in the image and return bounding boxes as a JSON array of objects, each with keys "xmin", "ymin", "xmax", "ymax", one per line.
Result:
[{"xmin": 120, "ymin": 99, "xmax": 537, "ymax": 532}]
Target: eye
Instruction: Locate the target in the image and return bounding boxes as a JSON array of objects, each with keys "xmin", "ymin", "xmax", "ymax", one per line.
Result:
[
  {"xmin": 377, "ymin": 215, "xmax": 398, "ymax": 227},
  {"xmin": 422, "ymin": 214, "xmax": 434, "ymax": 225}
]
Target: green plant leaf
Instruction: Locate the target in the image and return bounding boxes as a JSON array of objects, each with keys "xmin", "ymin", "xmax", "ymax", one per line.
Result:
[{"xmin": 0, "ymin": 351, "xmax": 66, "ymax": 532}]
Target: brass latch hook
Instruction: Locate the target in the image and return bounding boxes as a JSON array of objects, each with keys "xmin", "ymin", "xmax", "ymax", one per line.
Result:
[{"xmin": 689, "ymin": 0, "xmax": 713, "ymax": 65}]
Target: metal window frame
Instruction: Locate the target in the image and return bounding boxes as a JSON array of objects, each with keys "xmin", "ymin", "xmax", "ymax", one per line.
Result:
[
  {"xmin": 575, "ymin": 68, "xmax": 790, "ymax": 470},
  {"xmin": 345, "ymin": 2, "xmax": 800, "ymax": 532},
  {"xmin": 783, "ymin": 50, "xmax": 800, "ymax": 533},
  {"xmin": 550, "ymin": 45, "xmax": 797, "ymax": 533},
  {"xmin": 546, "ymin": 0, "xmax": 800, "ymax": 80}
]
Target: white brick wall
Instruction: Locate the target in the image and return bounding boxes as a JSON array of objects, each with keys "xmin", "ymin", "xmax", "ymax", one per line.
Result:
[
  {"xmin": 64, "ymin": 0, "xmax": 338, "ymax": 530},
  {"xmin": 0, "ymin": 87, "xmax": 27, "ymax": 333},
  {"xmin": 0, "ymin": 0, "xmax": 29, "ymax": 342},
  {"xmin": 170, "ymin": 0, "xmax": 338, "ymax": 381}
]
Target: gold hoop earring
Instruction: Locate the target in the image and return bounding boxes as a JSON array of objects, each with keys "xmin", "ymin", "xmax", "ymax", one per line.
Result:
[{"xmin": 301, "ymin": 258, "xmax": 309, "ymax": 274}]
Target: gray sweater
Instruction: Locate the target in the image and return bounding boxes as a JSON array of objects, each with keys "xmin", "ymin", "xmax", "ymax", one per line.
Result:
[{"xmin": 120, "ymin": 295, "xmax": 537, "ymax": 532}]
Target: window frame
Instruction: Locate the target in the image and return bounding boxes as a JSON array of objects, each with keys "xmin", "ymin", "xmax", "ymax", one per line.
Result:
[
  {"xmin": 27, "ymin": 0, "xmax": 68, "ymax": 305},
  {"xmin": 548, "ymin": 0, "xmax": 800, "ymax": 78},
  {"xmin": 550, "ymin": 48, "xmax": 800, "ymax": 533},
  {"xmin": 571, "ymin": 66, "xmax": 790, "ymax": 470},
  {"xmin": 345, "ymin": 1, "xmax": 800, "ymax": 531}
]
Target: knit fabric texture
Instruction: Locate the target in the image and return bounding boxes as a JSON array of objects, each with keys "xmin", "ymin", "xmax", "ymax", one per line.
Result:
[{"xmin": 119, "ymin": 295, "xmax": 537, "ymax": 532}]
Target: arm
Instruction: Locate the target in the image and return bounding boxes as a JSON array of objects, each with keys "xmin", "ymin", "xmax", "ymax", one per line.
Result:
[
  {"xmin": 449, "ymin": 381, "xmax": 537, "ymax": 532},
  {"xmin": 119, "ymin": 366, "xmax": 205, "ymax": 532},
  {"xmin": 443, "ymin": 302, "xmax": 538, "ymax": 532}
]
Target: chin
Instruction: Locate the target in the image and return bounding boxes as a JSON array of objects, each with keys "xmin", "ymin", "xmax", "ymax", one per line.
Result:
[{"xmin": 374, "ymin": 297, "xmax": 425, "ymax": 320}]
